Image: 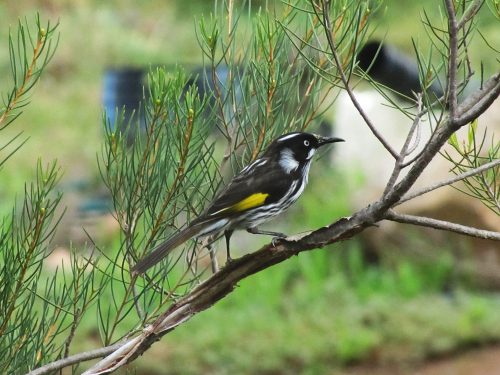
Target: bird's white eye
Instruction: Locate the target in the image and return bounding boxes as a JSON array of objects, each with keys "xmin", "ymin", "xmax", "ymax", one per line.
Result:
[{"xmin": 304, "ymin": 140, "xmax": 310, "ymax": 147}]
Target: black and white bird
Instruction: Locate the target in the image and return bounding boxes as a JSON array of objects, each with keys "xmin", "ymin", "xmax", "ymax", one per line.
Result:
[{"xmin": 132, "ymin": 131, "xmax": 344, "ymax": 274}]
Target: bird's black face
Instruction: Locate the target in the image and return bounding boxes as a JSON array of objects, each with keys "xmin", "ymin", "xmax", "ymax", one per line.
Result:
[
  {"xmin": 278, "ymin": 133, "xmax": 321, "ymax": 162},
  {"xmin": 267, "ymin": 131, "xmax": 344, "ymax": 166}
]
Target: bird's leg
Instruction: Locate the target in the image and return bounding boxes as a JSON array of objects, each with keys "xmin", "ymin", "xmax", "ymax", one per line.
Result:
[
  {"xmin": 224, "ymin": 229, "xmax": 234, "ymax": 264},
  {"xmin": 247, "ymin": 227, "xmax": 287, "ymax": 246}
]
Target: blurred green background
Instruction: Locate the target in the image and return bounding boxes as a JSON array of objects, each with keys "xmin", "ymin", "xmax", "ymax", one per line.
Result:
[{"xmin": 0, "ymin": 1, "xmax": 499, "ymax": 374}]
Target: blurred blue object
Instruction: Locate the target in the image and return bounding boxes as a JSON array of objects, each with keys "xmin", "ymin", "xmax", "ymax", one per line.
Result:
[
  {"xmin": 184, "ymin": 65, "xmax": 243, "ymax": 127},
  {"xmin": 78, "ymin": 197, "xmax": 112, "ymax": 215},
  {"xmin": 102, "ymin": 67, "xmax": 146, "ymax": 132},
  {"xmin": 101, "ymin": 65, "xmax": 241, "ymax": 139},
  {"xmin": 185, "ymin": 65, "xmax": 238, "ymax": 101}
]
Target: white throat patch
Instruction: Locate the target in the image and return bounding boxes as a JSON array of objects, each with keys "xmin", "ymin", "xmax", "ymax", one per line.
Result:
[
  {"xmin": 306, "ymin": 148, "xmax": 316, "ymax": 160},
  {"xmin": 279, "ymin": 149, "xmax": 299, "ymax": 173}
]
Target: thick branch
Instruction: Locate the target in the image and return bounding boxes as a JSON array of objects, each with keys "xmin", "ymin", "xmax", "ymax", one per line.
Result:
[
  {"xmin": 385, "ymin": 210, "xmax": 500, "ymax": 241},
  {"xmin": 81, "ymin": 209, "xmax": 374, "ymax": 374},
  {"xmin": 33, "ymin": 189, "xmax": 500, "ymax": 375},
  {"xmin": 81, "ymin": 183, "xmax": 500, "ymax": 375}
]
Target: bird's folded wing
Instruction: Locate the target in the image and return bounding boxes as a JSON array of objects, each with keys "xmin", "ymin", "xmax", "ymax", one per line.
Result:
[{"xmin": 202, "ymin": 161, "xmax": 290, "ymax": 218}]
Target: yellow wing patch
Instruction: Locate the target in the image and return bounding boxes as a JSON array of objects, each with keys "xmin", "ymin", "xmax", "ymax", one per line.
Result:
[{"xmin": 231, "ymin": 193, "xmax": 269, "ymax": 212}]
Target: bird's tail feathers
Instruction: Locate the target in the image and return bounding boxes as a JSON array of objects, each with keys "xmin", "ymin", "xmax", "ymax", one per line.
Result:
[{"xmin": 132, "ymin": 223, "xmax": 204, "ymax": 275}]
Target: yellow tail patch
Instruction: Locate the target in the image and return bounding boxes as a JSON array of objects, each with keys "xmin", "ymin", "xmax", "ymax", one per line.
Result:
[{"xmin": 231, "ymin": 193, "xmax": 269, "ymax": 212}]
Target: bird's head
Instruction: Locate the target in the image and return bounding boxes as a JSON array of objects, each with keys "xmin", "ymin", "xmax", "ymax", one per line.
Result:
[{"xmin": 264, "ymin": 132, "xmax": 344, "ymax": 173}]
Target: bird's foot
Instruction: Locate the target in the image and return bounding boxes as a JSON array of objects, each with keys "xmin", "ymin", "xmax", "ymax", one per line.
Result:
[{"xmin": 271, "ymin": 234, "xmax": 287, "ymax": 247}]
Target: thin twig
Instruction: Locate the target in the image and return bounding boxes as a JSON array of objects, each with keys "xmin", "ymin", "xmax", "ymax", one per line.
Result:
[
  {"xmin": 444, "ymin": 0, "xmax": 459, "ymax": 119},
  {"xmin": 321, "ymin": 0, "xmax": 399, "ymax": 159},
  {"xmin": 397, "ymin": 158, "xmax": 500, "ymax": 205},
  {"xmin": 457, "ymin": 0, "xmax": 484, "ymax": 30},
  {"xmin": 202, "ymin": 235, "xmax": 219, "ymax": 273},
  {"xmin": 0, "ymin": 205, "xmax": 46, "ymax": 336},
  {"xmin": 251, "ymin": 24, "xmax": 277, "ymax": 160},
  {"xmin": 457, "ymin": 72, "xmax": 500, "ymax": 125},
  {"xmin": 383, "ymin": 94, "xmax": 424, "ymax": 196},
  {"xmin": 385, "ymin": 210, "xmax": 500, "ymax": 241},
  {"xmin": 64, "ymin": 251, "xmax": 98, "ymax": 359},
  {"xmin": 130, "ymin": 272, "xmax": 145, "ymax": 321},
  {"xmin": 0, "ymin": 28, "xmax": 45, "ymax": 128},
  {"xmin": 27, "ymin": 343, "xmax": 123, "ymax": 375},
  {"xmin": 477, "ymin": 171, "xmax": 500, "ymax": 212},
  {"xmin": 460, "ymin": 17, "xmax": 474, "ymax": 83},
  {"xmin": 404, "ymin": 109, "xmax": 423, "ymax": 157}
]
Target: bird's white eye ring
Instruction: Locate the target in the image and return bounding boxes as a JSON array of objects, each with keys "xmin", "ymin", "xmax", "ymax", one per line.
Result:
[{"xmin": 304, "ymin": 140, "xmax": 310, "ymax": 147}]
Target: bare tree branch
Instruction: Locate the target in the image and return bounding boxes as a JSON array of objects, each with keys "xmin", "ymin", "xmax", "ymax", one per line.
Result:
[
  {"xmin": 27, "ymin": 343, "xmax": 123, "ymax": 375},
  {"xmin": 80, "ymin": 164, "xmax": 500, "ymax": 375},
  {"xmin": 445, "ymin": 0, "xmax": 459, "ymax": 119},
  {"xmin": 384, "ymin": 210, "xmax": 500, "ymax": 240},
  {"xmin": 457, "ymin": 0, "xmax": 484, "ymax": 30},
  {"xmin": 397, "ymin": 158, "xmax": 500, "ymax": 205},
  {"xmin": 457, "ymin": 72, "xmax": 500, "ymax": 125},
  {"xmin": 81, "ymin": 212, "xmax": 372, "ymax": 375},
  {"xmin": 321, "ymin": 0, "xmax": 399, "ymax": 159},
  {"xmin": 383, "ymin": 94, "xmax": 424, "ymax": 196}
]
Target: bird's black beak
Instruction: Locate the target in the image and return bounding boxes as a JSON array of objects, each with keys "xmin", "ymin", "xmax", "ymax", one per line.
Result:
[{"xmin": 316, "ymin": 135, "xmax": 345, "ymax": 147}]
